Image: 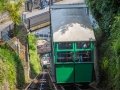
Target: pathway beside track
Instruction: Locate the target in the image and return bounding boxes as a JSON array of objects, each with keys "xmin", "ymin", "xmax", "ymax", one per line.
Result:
[{"xmin": 23, "ymin": 0, "xmax": 85, "ymax": 19}]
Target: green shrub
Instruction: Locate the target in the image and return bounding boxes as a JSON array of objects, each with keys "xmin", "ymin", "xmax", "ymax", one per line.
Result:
[
  {"xmin": 28, "ymin": 34, "xmax": 42, "ymax": 78},
  {"xmin": 87, "ymin": 0, "xmax": 120, "ymax": 89}
]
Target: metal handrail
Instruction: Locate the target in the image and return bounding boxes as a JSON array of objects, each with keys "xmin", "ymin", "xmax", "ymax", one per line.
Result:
[{"xmin": 1, "ymin": 31, "xmax": 18, "ymax": 53}]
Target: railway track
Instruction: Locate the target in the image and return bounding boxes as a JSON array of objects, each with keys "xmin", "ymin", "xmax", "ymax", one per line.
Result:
[
  {"xmin": 26, "ymin": 74, "xmax": 42, "ymax": 90},
  {"xmin": 75, "ymin": 84, "xmax": 98, "ymax": 90},
  {"xmin": 25, "ymin": 69, "xmax": 54, "ymax": 90},
  {"xmin": 51, "ymin": 84, "xmax": 98, "ymax": 90},
  {"xmin": 48, "ymin": 69, "xmax": 98, "ymax": 90},
  {"xmin": 26, "ymin": 69, "xmax": 99, "ymax": 90}
]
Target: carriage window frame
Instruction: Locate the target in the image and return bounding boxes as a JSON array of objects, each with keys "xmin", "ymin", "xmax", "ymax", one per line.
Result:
[
  {"xmin": 54, "ymin": 42, "xmax": 94, "ymax": 64},
  {"xmin": 44, "ymin": 34, "xmax": 48, "ymax": 37},
  {"xmin": 55, "ymin": 42, "xmax": 74, "ymax": 64},
  {"xmin": 75, "ymin": 50, "xmax": 92, "ymax": 62},
  {"xmin": 39, "ymin": 34, "xmax": 43, "ymax": 37},
  {"xmin": 35, "ymin": 34, "xmax": 39, "ymax": 38},
  {"xmin": 56, "ymin": 51, "xmax": 74, "ymax": 63},
  {"xmin": 57, "ymin": 42, "xmax": 74, "ymax": 51},
  {"xmin": 75, "ymin": 42, "xmax": 94, "ymax": 62},
  {"xmin": 76, "ymin": 42, "xmax": 91, "ymax": 49}
]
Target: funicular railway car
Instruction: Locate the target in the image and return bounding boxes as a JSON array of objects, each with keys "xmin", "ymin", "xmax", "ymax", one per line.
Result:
[{"xmin": 50, "ymin": 4, "xmax": 96, "ymax": 85}]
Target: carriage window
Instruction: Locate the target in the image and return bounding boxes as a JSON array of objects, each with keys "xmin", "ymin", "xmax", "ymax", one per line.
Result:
[
  {"xmin": 57, "ymin": 52, "xmax": 73, "ymax": 62},
  {"xmin": 76, "ymin": 42, "xmax": 90, "ymax": 49},
  {"xmin": 39, "ymin": 34, "xmax": 43, "ymax": 37},
  {"xmin": 35, "ymin": 34, "xmax": 39, "ymax": 38},
  {"xmin": 75, "ymin": 51, "xmax": 91, "ymax": 62},
  {"xmin": 58, "ymin": 42, "xmax": 73, "ymax": 49},
  {"xmin": 44, "ymin": 34, "xmax": 48, "ymax": 37}
]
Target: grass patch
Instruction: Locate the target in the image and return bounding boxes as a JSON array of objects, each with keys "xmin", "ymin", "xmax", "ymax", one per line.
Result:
[{"xmin": 0, "ymin": 47, "xmax": 25, "ymax": 90}]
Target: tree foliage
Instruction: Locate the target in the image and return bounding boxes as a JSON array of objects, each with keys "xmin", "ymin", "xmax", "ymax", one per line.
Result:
[
  {"xmin": 3, "ymin": 0, "xmax": 24, "ymax": 35},
  {"xmin": 86, "ymin": 0, "xmax": 120, "ymax": 89},
  {"xmin": 86, "ymin": 0, "xmax": 120, "ymax": 37},
  {"xmin": 0, "ymin": 0, "xmax": 4, "ymax": 13}
]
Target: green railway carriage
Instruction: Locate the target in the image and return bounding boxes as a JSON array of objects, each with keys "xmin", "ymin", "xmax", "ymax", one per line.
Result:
[{"xmin": 50, "ymin": 4, "xmax": 96, "ymax": 84}]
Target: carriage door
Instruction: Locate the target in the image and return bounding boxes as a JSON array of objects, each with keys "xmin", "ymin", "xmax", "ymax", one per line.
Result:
[
  {"xmin": 55, "ymin": 42, "xmax": 75, "ymax": 83},
  {"xmin": 74, "ymin": 42, "xmax": 94, "ymax": 83}
]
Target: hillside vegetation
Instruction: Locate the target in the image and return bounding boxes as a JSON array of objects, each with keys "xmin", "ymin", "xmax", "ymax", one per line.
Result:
[
  {"xmin": 28, "ymin": 34, "xmax": 42, "ymax": 78},
  {"xmin": 0, "ymin": 0, "xmax": 4, "ymax": 13},
  {"xmin": 0, "ymin": 45, "xmax": 25, "ymax": 90},
  {"xmin": 0, "ymin": 0, "xmax": 42, "ymax": 89},
  {"xmin": 0, "ymin": 33, "xmax": 42, "ymax": 90},
  {"xmin": 86, "ymin": 0, "xmax": 120, "ymax": 89}
]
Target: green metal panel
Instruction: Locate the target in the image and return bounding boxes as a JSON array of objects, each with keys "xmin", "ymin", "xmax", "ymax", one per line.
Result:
[
  {"xmin": 54, "ymin": 42, "xmax": 95, "ymax": 83},
  {"xmin": 54, "ymin": 43, "xmax": 57, "ymax": 63},
  {"xmin": 56, "ymin": 64, "xmax": 74, "ymax": 83},
  {"xmin": 91, "ymin": 42, "xmax": 94, "ymax": 62},
  {"xmin": 75, "ymin": 63, "xmax": 93, "ymax": 82}
]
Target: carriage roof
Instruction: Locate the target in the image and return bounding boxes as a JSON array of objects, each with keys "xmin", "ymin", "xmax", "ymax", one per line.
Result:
[{"xmin": 50, "ymin": 4, "xmax": 96, "ymax": 42}]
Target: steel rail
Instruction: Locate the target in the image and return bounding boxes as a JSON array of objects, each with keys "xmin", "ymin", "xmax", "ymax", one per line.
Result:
[
  {"xmin": 89, "ymin": 85, "xmax": 99, "ymax": 90},
  {"xmin": 60, "ymin": 85, "xmax": 65, "ymax": 90},
  {"xmin": 75, "ymin": 84, "xmax": 99, "ymax": 90},
  {"xmin": 39, "ymin": 70, "xmax": 46, "ymax": 90},
  {"xmin": 74, "ymin": 84, "xmax": 82, "ymax": 90},
  {"xmin": 26, "ymin": 74, "xmax": 41, "ymax": 90},
  {"xmin": 47, "ymin": 70, "xmax": 58, "ymax": 90},
  {"xmin": 47, "ymin": 69, "xmax": 64, "ymax": 90},
  {"xmin": 76, "ymin": 86, "xmax": 82, "ymax": 90}
]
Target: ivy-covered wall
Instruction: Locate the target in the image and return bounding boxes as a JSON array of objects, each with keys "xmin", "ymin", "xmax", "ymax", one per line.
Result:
[{"xmin": 86, "ymin": 0, "xmax": 120, "ymax": 89}]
